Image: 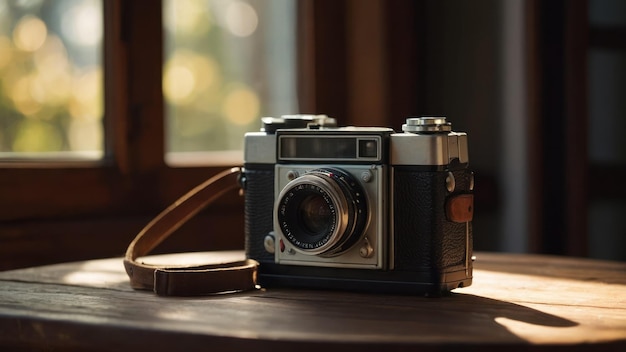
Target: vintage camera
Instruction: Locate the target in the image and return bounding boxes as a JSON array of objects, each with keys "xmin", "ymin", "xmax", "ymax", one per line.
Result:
[{"xmin": 241, "ymin": 115, "xmax": 474, "ymax": 295}]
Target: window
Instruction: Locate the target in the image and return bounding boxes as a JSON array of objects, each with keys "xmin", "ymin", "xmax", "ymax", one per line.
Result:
[{"xmin": 1, "ymin": 0, "xmax": 286, "ymax": 269}]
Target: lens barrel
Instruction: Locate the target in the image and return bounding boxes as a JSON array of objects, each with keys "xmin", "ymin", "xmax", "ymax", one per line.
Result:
[{"xmin": 276, "ymin": 168, "xmax": 368, "ymax": 256}]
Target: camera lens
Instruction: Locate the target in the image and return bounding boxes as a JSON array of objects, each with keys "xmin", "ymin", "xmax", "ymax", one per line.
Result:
[{"xmin": 276, "ymin": 168, "xmax": 368, "ymax": 256}]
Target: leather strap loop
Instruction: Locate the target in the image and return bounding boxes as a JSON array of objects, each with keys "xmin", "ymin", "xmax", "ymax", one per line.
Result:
[
  {"xmin": 123, "ymin": 167, "xmax": 259, "ymax": 296},
  {"xmin": 445, "ymin": 193, "xmax": 474, "ymax": 223}
]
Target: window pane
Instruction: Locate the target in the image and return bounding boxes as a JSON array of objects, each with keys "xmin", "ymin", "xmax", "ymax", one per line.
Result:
[
  {"xmin": 163, "ymin": 0, "xmax": 298, "ymax": 155},
  {"xmin": 0, "ymin": 0, "xmax": 103, "ymax": 159}
]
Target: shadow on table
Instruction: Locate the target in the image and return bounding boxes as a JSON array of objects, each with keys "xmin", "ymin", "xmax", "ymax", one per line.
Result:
[{"xmin": 243, "ymin": 288, "xmax": 579, "ymax": 345}]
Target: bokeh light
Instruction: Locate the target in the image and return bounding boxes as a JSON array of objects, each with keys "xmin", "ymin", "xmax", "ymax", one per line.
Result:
[
  {"xmin": 10, "ymin": 74, "xmax": 43, "ymax": 116},
  {"xmin": 164, "ymin": 50, "xmax": 221, "ymax": 104},
  {"xmin": 222, "ymin": 85, "xmax": 260, "ymax": 125},
  {"xmin": 61, "ymin": 0, "xmax": 102, "ymax": 47},
  {"xmin": 13, "ymin": 15, "xmax": 47, "ymax": 52},
  {"xmin": 225, "ymin": 1, "xmax": 258, "ymax": 37},
  {"xmin": 164, "ymin": 64, "xmax": 196, "ymax": 104}
]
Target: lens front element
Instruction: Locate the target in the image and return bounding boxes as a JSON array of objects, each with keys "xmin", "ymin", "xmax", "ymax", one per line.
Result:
[
  {"xmin": 299, "ymin": 194, "xmax": 333, "ymax": 236},
  {"xmin": 276, "ymin": 169, "xmax": 369, "ymax": 256}
]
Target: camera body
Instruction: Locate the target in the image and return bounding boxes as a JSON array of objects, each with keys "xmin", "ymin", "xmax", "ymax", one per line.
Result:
[{"xmin": 242, "ymin": 115, "xmax": 474, "ymax": 295}]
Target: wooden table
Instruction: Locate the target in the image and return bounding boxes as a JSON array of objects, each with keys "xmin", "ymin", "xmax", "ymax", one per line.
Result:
[{"xmin": 1, "ymin": 251, "xmax": 625, "ymax": 351}]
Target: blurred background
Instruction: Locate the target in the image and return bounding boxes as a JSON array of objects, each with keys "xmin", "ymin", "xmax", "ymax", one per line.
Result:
[
  {"xmin": 0, "ymin": 0, "xmax": 103, "ymax": 157},
  {"xmin": 1, "ymin": 0, "xmax": 625, "ymax": 269}
]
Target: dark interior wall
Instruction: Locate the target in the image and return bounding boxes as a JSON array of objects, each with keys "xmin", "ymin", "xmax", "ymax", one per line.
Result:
[
  {"xmin": 587, "ymin": 0, "xmax": 626, "ymax": 261},
  {"xmin": 416, "ymin": 0, "xmax": 504, "ymax": 252}
]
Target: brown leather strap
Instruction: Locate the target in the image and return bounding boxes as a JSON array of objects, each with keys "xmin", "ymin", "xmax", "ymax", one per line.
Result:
[{"xmin": 123, "ymin": 167, "xmax": 258, "ymax": 296}]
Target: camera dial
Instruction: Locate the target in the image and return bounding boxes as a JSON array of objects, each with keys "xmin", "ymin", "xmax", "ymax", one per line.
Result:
[
  {"xmin": 276, "ymin": 168, "xmax": 369, "ymax": 257},
  {"xmin": 402, "ymin": 117, "xmax": 452, "ymax": 133},
  {"xmin": 261, "ymin": 114, "xmax": 337, "ymax": 133}
]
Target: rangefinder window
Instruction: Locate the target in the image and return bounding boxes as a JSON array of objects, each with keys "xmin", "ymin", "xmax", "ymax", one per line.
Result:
[
  {"xmin": 279, "ymin": 136, "xmax": 381, "ymax": 161},
  {"xmin": 358, "ymin": 138, "xmax": 379, "ymax": 158}
]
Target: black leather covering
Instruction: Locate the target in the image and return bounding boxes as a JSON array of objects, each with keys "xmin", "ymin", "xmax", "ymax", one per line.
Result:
[
  {"xmin": 243, "ymin": 165, "xmax": 276, "ymax": 263},
  {"xmin": 393, "ymin": 167, "xmax": 473, "ymax": 272}
]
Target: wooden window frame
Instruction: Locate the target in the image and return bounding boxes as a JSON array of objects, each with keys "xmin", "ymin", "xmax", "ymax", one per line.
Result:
[{"xmin": 0, "ymin": 0, "xmax": 432, "ymax": 270}]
